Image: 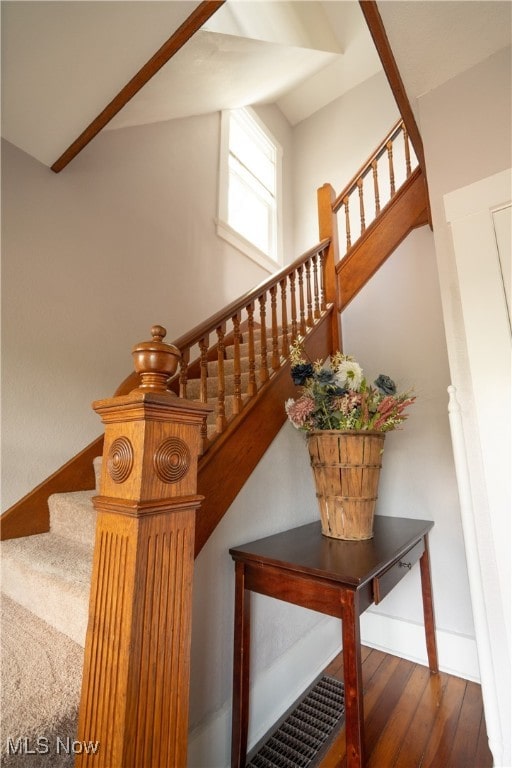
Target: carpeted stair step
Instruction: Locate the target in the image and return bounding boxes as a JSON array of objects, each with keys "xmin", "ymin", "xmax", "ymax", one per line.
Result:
[
  {"xmin": 206, "ymin": 354, "xmax": 253, "ymax": 377},
  {"xmin": 1, "ymin": 532, "xmax": 92, "ymax": 646},
  {"xmin": 49, "ymin": 490, "xmax": 97, "ymax": 548}
]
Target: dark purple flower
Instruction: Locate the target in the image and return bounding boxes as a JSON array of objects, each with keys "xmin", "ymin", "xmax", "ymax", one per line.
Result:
[{"xmin": 291, "ymin": 363, "xmax": 314, "ymax": 385}]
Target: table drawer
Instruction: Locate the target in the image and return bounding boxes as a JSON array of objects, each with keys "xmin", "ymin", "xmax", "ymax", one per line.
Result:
[{"xmin": 373, "ymin": 538, "xmax": 424, "ymax": 604}]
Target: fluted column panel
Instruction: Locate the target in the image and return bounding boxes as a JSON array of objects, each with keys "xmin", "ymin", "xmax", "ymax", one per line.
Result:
[
  {"xmin": 131, "ymin": 511, "xmax": 194, "ymax": 768},
  {"xmin": 77, "ymin": 515, "xmax": 135, "ymax": 767}
]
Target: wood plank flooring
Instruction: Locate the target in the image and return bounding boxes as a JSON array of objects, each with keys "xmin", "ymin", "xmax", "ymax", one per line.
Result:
[{"xmin": 318, "ymin": 646, "xmax": 493, "ymax": 768}]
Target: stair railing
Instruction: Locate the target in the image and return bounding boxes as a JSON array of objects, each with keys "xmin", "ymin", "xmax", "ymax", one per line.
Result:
[
  {"xmin": 331, "ymin": 118, "xmax": 417, "ymax": 256},
  {"xmin": 175, "ymin": 240, "xmax": 332, "ymax": 450},
  {"xmin": 117, "ymin": 240, "xmax": 332, "ymax": 453}
]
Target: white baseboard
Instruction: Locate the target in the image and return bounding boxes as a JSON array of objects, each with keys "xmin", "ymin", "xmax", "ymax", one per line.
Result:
[{"xmin": 361, "ymin": 609, "xmax": 480, "ymax": 682}]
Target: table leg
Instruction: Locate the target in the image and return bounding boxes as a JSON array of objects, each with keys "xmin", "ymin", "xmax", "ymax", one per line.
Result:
[
  {"xmin": 231, "ymin": 562, "xmax": 251, "ymax": 768},
  {"xmin": 341, "ymin": 588, "xmax": 365, "ymax": 768},
  {"xmin": 419, "ymin": 534, "xmax": 439, "ymax": 673}
]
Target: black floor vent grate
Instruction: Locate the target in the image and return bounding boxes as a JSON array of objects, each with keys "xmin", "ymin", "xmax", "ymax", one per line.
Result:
[{"xmin": 246, "ymin": 676, "xmax": 345, "ymax": 768}]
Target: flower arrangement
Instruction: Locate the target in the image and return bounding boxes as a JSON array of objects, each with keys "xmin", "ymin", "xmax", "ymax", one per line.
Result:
[{"xmin": 285, "ymin": 338, "xmax": 415, "ymax": 433}]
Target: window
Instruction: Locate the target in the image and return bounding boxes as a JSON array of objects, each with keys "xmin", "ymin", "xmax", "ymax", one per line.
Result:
[{"xmin": 218, "ymin": 108, "xmax": 282, "ymax": 270}]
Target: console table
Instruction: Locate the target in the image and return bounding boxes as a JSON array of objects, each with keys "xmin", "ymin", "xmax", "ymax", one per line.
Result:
[{"xmin": 229, "ymin": 516, "xmax": 438, "ymax": 768}]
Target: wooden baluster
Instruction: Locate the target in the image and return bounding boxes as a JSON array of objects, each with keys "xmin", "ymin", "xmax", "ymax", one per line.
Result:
[
  {"xmin": 199, "ymin": 337, "xmax": 209, "ymax": 402},
  {"xmin": 297, "ymin": 265, "xmax": 306, "ymax": 336},
  {"xmin": 319, "ymin": 248, "xmax": 327, "ymax": 311},
  {"xmin": 403, "ymin": 125, "xmax": 412, "ymax": 178},
  {"xmin": 258, "ymin": 295, "xmax": 269, "ymax": 383},
  {"xmin": 387, "ymin": 140, "xmax": 396, "ymax": 196},
  {"xmin": 372, "ymin": 159, "xmax": 381, "ymax": 216},
  {"xmin": 344, "ymin": 196, "xmax": 351, "ymax": 251},
  {"xmin": 357, "ymin": 178, "xmax": 365, "ymax": 235},
  {"xmin": 312, "ymin": 252, "xmax": 321, "ymax": 319},
  {"xmin": 270, "ymin": 286, "xmax": 280, "ymax": 371},
  {"xmin": 305, "ymin": 258, "xmax": 314, "ymax": 327},
  {"xmin": 289, "ymin": 271, "xmax": 298, "ymax": 342},
  {"xmin": 232, "ymin": 312, "xmax": 242, "ymax": 415},
  {"xmin": 215, "ymin": 324, "xmax": 227, "ymax": 433},
  {"xmin": 179, "ymin": 347, "xmax": 190, "ymax": 399},
  {"xmin": 75, "ymin": 326, "xmax": 211, "ymax": 768},
  {"xmin": 280, "ymin": 278, "xmax": 290, "ymax": 357},
  {"xmin": 246, "ymin": 302, "xmax": 257, "ymax": 396},
  {"xmin": 198, "ymin": 336, "xmax": 209, "ymax": 449}
]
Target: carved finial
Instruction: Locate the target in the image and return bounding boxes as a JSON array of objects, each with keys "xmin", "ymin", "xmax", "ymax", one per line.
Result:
[
  {"xmin": 132, "ymin": 325, "xmax": 180, "ymax": 391},
  {"xmin": 151, "ymin": 325, "xmax": 166, "ymax": 342}
]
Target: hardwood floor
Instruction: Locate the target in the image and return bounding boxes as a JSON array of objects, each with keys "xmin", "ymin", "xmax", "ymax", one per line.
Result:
[{"xmin": 318, "ymin": 646, "xmax": 493, "ymax": 768}]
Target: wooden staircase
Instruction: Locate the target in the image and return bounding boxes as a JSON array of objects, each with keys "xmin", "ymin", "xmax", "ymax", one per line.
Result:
[{"xmin": 1, "ymin": 119, "xmax": 430, "ymax": 766}]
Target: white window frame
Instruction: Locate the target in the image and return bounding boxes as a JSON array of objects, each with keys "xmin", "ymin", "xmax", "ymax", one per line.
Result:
[{"xmin": 217, "ymin": 107, "xmax": 283, "ymax": 272}]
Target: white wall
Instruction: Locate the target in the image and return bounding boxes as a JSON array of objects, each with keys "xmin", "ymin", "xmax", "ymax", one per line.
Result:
[
  {"xmin": 417, "ymin": 44, "xmax": 512, "ymax": 767},
  {"xmin": 1, "ymin": 106, "xmax": 294, "ymax": 510}
]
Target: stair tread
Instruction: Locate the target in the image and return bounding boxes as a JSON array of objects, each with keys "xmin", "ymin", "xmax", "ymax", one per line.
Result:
[
  {"xmin": 49, "ymin": 488, "xmax": 96, "ymax": 508},
  {"xmin": 1, "ymin": 532, "xmax": 93, "ymax": 583},
  {"xmin": 49, "ymin": 489, "xmax": 97, "ymax": 547},
  {"xmin": 1, "ymin": 533, "xmax": 92, "ymax": 646}
]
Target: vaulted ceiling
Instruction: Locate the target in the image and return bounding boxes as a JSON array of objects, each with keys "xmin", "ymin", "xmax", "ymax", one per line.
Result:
[{"xmin": 1, "ymin": 1, "xmax": 510, "ymax": 170}]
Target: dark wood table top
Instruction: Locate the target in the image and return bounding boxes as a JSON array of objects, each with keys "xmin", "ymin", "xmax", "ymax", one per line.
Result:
[{"xmin": 229, "ymin": 516, "xmax": 434, "ymax": 587}]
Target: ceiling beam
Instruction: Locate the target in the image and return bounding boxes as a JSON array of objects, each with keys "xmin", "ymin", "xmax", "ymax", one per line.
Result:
[
  {"xmin": 359, "ymin": 1, "xmax": 426, "ymax": 176},
  {"xmin": 51, "ymin": 0, "xmax": 225, "ymax": 173}
]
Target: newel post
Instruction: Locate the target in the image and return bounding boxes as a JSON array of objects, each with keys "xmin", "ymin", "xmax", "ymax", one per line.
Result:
[
  {"xmin": 317, "ymin": 182, "xmax": 342, "ymax": 351},
  {"xmin": 75, "ymin": 326, "xmax": 211, "ymax": 768}
]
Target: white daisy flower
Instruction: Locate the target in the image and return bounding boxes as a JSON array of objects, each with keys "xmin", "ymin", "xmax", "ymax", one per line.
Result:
[{"xmin": 334, "ymin": 359, "xmax": 364, "ymax": 391}]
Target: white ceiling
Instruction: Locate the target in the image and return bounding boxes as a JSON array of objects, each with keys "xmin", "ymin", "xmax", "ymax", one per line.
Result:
[
  {"xmin": 1, "ymin": 1, "xmax": 511, "ymax": 170},
  {"xmin": 1, "ymin": 1, "xmax": 381, "ymax": 167},
  {"xmin": 105, "ymin": 1, "xmax": 382, "ymax": 131}
]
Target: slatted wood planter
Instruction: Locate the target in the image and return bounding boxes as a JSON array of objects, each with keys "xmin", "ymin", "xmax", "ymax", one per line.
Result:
[{"xmin": 307, "ymin": 431, "xmax": 385, "ymax": 540}]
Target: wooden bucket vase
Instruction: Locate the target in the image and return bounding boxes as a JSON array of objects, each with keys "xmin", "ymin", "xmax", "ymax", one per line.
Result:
[{"xmin": 307, "ymin": 431, "xmax": 385, "ymax": 540}]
